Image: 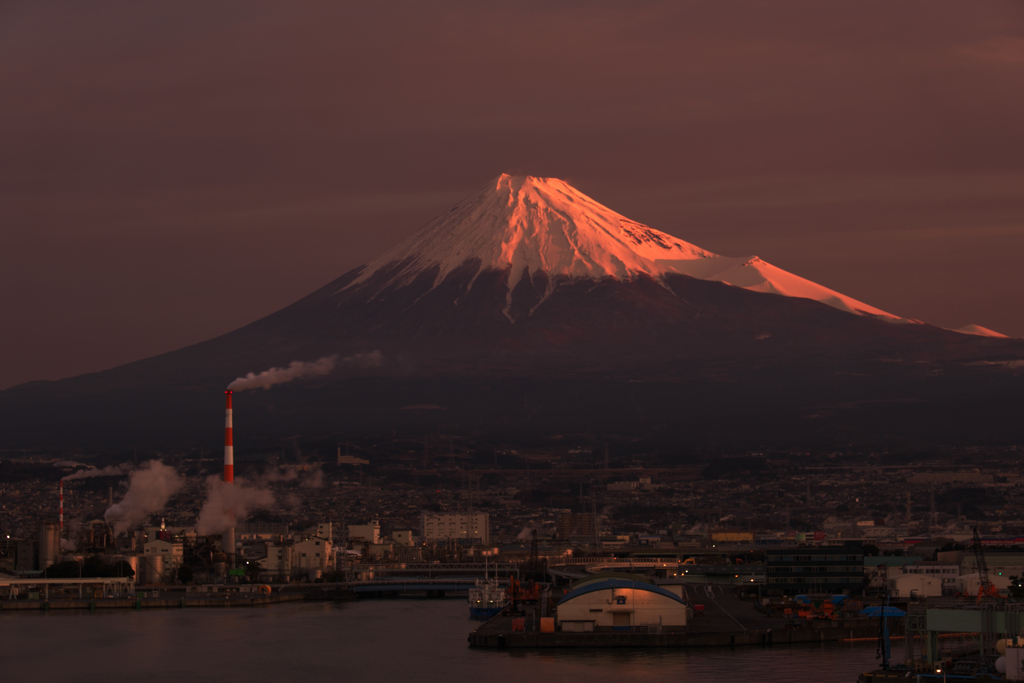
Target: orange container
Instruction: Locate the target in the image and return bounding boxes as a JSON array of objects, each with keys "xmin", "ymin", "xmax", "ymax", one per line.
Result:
[{"xmin": 540, "ymin": 617, "xmax": 555, "ymax": 633}]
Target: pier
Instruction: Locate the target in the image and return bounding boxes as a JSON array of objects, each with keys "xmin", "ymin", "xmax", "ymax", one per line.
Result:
[{"xmin": 469, "ymin": 584, "xmax": 899, "ymax": 648}]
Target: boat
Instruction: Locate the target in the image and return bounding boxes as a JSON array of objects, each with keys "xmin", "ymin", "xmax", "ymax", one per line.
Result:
[
  {"xmin": 468, "ymin": 560, "xmax": 510, "ymax": 619},
  {"xmin": 468, "ymin": 577, "xmax": 510, "ymax": 619}
]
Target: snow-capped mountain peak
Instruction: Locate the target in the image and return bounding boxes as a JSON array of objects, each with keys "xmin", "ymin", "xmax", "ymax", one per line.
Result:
[{"xmin": 342, "ymin": 174, "xmax": 910, "ymax": 323}]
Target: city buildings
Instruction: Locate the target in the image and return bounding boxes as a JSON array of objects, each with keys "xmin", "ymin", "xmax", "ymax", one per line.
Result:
[
  {"xmin": 765, "ymin": 543, "xmax": 865, "ymax": 594},
  {"xmin": 420, "ymin": 512, "xmax": 489, "ymax": 545}
]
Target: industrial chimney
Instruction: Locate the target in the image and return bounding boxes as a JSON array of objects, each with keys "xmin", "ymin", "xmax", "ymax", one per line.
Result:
[{"xmin": 223, "ymin": 390, "xmax": 236, "ymax": 567}]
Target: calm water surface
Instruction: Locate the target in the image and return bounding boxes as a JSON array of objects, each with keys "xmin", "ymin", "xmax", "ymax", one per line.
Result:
[{"xmin": 3, "ymin": 599, "xmax": 884, "ymax": 682}]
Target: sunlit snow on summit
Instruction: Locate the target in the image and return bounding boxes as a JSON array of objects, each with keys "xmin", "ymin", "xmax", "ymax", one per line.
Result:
[{"xmin": 342, "ymin": 174, "xmax": 914, "ymax": 324}]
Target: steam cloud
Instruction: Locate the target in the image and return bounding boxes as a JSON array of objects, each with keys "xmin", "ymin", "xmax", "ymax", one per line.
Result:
[
  {"xmin": 517, "ymin": 521, "xmax": 553, "ymax": 540},
  {"xmin": 227, "ymin": 351, "xmax": 383, "ymax": 391},
  {"xmin": 227, "ymin": 356, "xmax": 337, "ymax": 391},
  {"xmin": 195, "ymin": 476, "xmax": 275, "ymax": 536},
  {"xmin": 258, "ymin": 464, "xmax": 324, "ymax": 489},
  {"xmin": 104, "ymin": 461, "xmax": 184, "ymax": 536},
  {"xmin": 62, "ymin": 463, "xmax": 130, "ymax": 481}
]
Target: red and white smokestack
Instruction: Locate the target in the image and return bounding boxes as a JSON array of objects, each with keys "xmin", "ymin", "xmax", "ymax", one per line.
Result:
[
  {"xmin": 224, "ymin": 390, "xmax": 234, "ymax": 483},
  {"xmin": 222, "ymin": 390, "xmax": 236, "ymax": 568},
  {"xmin": 59, "ymin": 480, "xmax": 64, "ymax": 531}
]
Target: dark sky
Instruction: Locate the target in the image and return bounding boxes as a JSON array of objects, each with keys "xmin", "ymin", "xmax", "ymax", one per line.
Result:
[{"xmin": 2, "ymin": 0, "xmax": 1023, "ymax": 389}]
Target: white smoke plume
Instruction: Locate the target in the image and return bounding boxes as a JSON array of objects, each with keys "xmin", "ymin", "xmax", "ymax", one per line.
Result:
[
  {"xmin": 195, "ymin": 476, "xmax": 275, "ymax": 536},
  {"xmin": 258, "ymin": 467, "xmax": 299, "ymax": 483},
  {"xmin": 62, "ymin": 463, "xmax": 130, "ymax": 481},
  {"xmin": 227, "ymin": 351, "xmax": 383, "ymax": 391},
  {"xmin": 517, "ymin": 521, "xmax": 552, "ymax": 541},
  {"xmin": 227, "ymin": 356, "xmax": 338, "ymax": 391},
  {"xmin": 257, "ymin": 464, "xmax": 323, "ymax": 489},
  {"xmin": 104, "ymin": 461, "xmax": 184, "ymax": 536}
]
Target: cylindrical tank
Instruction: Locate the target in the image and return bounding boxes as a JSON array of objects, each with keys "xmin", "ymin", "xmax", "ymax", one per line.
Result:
[
  {"xmin": 125, "ymin": 554, "xmax": 140, "ymax": 580},
  {"xmin": 223, "ymin": 528, "xmax": 236, "ymax": 564},
  {"xmin": 110, "ymin": 554, "xmax": 142, "ymax": 581},
  {"xmin": 141, "ymin": 555, "xmax": 166, "ymax": 585},
  {"xmin": 39, "ymin": 521, "xmax": 61, "ymax": 569}
]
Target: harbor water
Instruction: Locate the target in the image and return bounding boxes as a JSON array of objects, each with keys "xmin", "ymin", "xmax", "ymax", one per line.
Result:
[{"xmin": 3, "ymin": 599, "xmax": 884, "ymax": 682}]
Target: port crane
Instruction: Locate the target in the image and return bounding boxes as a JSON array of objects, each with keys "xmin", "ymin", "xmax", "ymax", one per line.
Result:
[{"xmin": 972, "ymin": 527, "xmax": 1001, "ymax": 602}]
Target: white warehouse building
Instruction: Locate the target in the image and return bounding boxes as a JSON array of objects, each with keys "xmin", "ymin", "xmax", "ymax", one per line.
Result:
[{"xmin": 556, "ymin": 577, "xmax": 689, "ymax": 632}]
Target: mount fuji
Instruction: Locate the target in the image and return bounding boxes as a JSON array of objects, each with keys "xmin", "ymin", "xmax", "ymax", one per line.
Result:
[
  {"xmin": 347, "ymin": 174, "xmax": 908, "ymax": 324},
  {"xmin": 3, "ymin": 174, "xmax": 1022, "ymax": 447}
]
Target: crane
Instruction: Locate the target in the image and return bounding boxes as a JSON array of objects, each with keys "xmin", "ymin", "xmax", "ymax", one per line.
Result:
[{"xmin": 973, "ymin": 527, "xmax": 1001, "ymax": 602}]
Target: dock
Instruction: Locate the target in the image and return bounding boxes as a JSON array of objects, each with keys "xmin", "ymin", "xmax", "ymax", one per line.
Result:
[{"xmin": 469, "ymin": 585, "xmax": 900, "ymax": 648}]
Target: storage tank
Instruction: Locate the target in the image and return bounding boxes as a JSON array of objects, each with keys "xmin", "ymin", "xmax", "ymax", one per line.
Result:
[
  {"xmin": 112, "ymin": 553, "xmax": 142, "ymax": 580},
  {"xmin": 141, "ymin": 555, "xmax": 166, "ymax": 585},
  {"xmin": 38, "ymin": 521, "xmax": 61, "ymax": 569}
]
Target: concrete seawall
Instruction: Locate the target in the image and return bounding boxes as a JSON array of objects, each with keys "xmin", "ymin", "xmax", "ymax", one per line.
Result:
[{"xmin": 469, "ymin": 621, "xmax": 894, "ymax": 648}]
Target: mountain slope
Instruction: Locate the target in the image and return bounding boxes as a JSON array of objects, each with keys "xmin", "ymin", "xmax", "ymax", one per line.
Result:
[
  {"xmin": 344, "ymin": 174, "xmax": 908, "ymax": 322},
  {"xmin": 2, "ymin": 174, "xmax": 1022, "ymax": 447}
]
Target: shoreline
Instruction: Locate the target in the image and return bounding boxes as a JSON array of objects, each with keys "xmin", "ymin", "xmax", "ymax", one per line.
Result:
[{"xmin": 0, "ymin": 593, "xmax": 305, "ymax": 611}]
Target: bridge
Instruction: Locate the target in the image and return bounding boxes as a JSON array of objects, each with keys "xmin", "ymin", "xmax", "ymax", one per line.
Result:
[
  {"xmin": 347, "ymin": 577, "xmax": 480, "ymax": 595},
  {"xmin": 547, "ymin": 558, "xmax": 765, "ymax": 585},
  {"xmin": 349, "ymin": 562, "xmax": 520, "ymax": 577}
]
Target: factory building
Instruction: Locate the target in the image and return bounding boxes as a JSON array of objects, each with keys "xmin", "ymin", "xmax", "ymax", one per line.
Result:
[
  {"xmin": 958, "ymin": 573, "xmax": 1012, "ymax": 596},
  {"xmin": 256, "ymin": 545, "xmax": 291, "ymax": 580},
  {"xmin": 348, "ymin": 521, "xmax": 380, "ymax": 544},
  {"xmin": 292, "ymin": 537, "xmax": 332, "ymax": 576},
  {"xmin": 766, "ymin": 543, "xmax": 864, "ymax": 594},
  {"xmin": 556, "ymin": 577, "xmax": 689, "ymax": 632},
  {"xmin": 960, "ymin": 553, "xmax": 1024, "ymax": 580},
  {"xmin": 711, "ymin": 530, "xmax": 755, "ymax": 544},
  {"xmin": 556, "ymin": 513, "xmax": 594, "ymax": 540},
  {"xmin": 420, "ymin": 512, "xmax": 489, "ymax": 545},
  {"xmin": 392, "ymin": 530, "xmax": 416, "ymax": 546},
  {"xmin": 238, "ymin": 522, "xmax": 290, "ymax": 542},
  {"xmin": 887, "ymin": 574, "xmax": 942, "ymax": 598}
]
